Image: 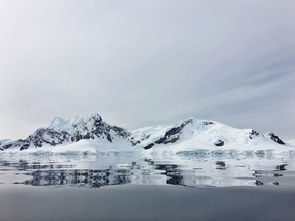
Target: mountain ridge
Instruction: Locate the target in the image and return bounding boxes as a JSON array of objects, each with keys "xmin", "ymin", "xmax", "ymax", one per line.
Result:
[{"xmin": 0, "ymin": 113, "xmax": 291, "ymax": 152}]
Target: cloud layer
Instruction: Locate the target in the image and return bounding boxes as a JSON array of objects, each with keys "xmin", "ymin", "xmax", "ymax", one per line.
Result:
[{"xmin": 0, "ymin": 0, "xmax": 294, "ymax": 139}]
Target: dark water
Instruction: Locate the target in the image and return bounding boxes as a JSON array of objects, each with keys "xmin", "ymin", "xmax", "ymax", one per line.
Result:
[{"xmin": 0, "ymin": 151, "xmax": 295, "ymax": 220}]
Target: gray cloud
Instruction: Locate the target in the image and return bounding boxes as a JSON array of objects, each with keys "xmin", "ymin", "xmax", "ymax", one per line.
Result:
[{"xmin": 0, "ymin": 0, "xmax": 295, "ymax": 139}]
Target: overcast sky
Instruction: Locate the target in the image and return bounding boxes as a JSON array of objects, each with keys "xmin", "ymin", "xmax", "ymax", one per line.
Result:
[{"xmin": 0, "ymin": 0, "xmax": 295, "ymax": 140}]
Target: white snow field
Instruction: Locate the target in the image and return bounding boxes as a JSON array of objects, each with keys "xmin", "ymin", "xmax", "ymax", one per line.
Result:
[{"xmin": 0, "ymin": 113, "xmax": 294, "ymax": 155}]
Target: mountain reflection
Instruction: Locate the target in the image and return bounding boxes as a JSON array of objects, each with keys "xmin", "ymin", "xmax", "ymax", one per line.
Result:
[
  {"xmin": 0, "ymin": 152, "xmax": 294, "ymax": 188},
  {"xmin": 20, "ymin": 169, "xmax": 131, "ymax": 187}
]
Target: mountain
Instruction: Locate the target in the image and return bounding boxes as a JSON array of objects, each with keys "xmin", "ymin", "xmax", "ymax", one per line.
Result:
[
  {"xmin": 0, "ymin": 114, "xmax": 129, "ymax": 151},
  {"xmin": 0, "ymin": 113, "xmax": 291, "ymax": 152},
  {"xmin": 130, "ymin": 118, "xmax": 288, "ymax": 152}
]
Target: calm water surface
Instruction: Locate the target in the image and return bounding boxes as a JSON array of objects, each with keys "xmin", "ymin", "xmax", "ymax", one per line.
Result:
[{"xmin": 0, "ymin": 151, "xmax": 295, "ymax": 220}]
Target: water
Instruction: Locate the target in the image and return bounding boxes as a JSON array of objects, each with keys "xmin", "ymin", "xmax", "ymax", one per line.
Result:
[
  {"xmin": 0, "ymin": 151, "xmax": 295, "ymax": 220},
  {"xmin": 1, "ymin": 151, "xmax": 294, "ymax": 188}
]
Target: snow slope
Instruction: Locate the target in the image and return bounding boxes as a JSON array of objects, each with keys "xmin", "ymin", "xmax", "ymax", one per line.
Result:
[
  {"xmin": 0, "ymin": 113, "xmax": 293, "ymax": 154},
  {"xmin": 0, "ymin": 113, "xmax": 130, "ymax": 151},
  {"xmin": 133, "ymin": 118, "xmax": 290, "ymax": 152},
  {"xmin": 287, "ymin": 139, "xmax": 295, "ymax": 146}
]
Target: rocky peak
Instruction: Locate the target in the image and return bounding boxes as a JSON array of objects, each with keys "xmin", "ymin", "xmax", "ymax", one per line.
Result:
[{"xmin": 1, "ymin": 113, "xmax": 129, "ymax": 151}]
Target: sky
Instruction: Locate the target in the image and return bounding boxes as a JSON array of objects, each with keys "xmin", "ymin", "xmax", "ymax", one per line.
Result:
[{"xmin": 0, "ymin": 0, "xmax": 295, "ymax": 140}]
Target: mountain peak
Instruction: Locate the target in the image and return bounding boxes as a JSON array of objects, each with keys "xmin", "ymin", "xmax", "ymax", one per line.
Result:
[
  {"xmin": 0, "ymin": 114, "xmax": 291, "ymax": 152},
  {"xmin": 49, "ymin": 113, "xmax": 103, "ymax": 132}
]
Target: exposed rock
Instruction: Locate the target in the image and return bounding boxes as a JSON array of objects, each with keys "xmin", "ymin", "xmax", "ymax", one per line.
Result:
[
  {"xmin": 144, "ymin": 143, "xmax": 154, "ymax": 150},
  {"xmin": 265, "ymin": 132, "xmax": 285, "ymax": 145},
  {"xmin": 154, "ymin": 119, "xmax": 193, "ymax": 145},
  {"xmin": 0, "ymin": 114, "xmax": 288, "ymax": 151},
  {"xmin": 214, "ymin": 139, "xmax": 224, "ymax": 147},
  {"xmin": 249, "ymin": 130, "xmax": 259, "ymax": 139},
  {"xmin": 2, "ymin": 143, "xmax": 13, "ymax": 149},
  {"xmin": 129, "ymin": 137, "xmax": 141, "ymax": 146},
  {"xmin": 1, "ymin": 114, "xmax": 130, "ymax": 151},
  {"xmin": 203, "ymin": 121, "xmax": 214, "ymax": 126}
]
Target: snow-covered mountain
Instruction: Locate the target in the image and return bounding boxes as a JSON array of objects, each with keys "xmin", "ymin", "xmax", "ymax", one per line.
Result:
[
  {"xmin": 0, "ymin": 113, "xmax": 292, "ymax": 152},
  {"xmin": 0, "ymin": 114, "xmax": 130, "ymax": 151},
  {"xmin": 130, "ymin": 118, "xmax": 289, "ymax": 152}
]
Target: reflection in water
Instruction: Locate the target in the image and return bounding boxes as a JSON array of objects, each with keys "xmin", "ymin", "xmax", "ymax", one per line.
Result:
[
  {"xmin": 20, "ymin": 169, "xmax": 131, "ymax": 187},
  {"xmin": 0, "ymin": 151, "xmax": 294, "ymax": 188}
]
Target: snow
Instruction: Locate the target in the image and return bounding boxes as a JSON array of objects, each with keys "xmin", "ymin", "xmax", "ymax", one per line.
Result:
[
  {"xmin": 131, "ymin": 124, "xmax": 173, "ymax": 146},
  {"xmin": 1, "ymin": 115, "xmax": 294, "ymax": 188},
  {"xmin": 2, "ymin": 137, "xmax": 133, "ymax": 155},
  {"xmin": 49, "ymin": 113, "xmax": 102, "ymax": 133},
  {"xmin": 0, "ymin": 114, "xmax": 294, "ymax": 155},
  {"xmin": 287, "ymin": 139, "xmax": 295, "ymax": 146},
  {"xmin": 132, "ymin": 118, "xmax": 293, "ymax": 153}
]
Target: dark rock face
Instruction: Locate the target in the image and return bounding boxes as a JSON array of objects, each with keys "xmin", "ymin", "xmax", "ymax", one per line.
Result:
[
  {"xmin": 266, "ymin": 133, "xmax": 285, "ymax": 145},
  {"xmin": 18, "ymin": 128, "xmax": 70, "ymax": 150},
  {"xmin": 1, "ymin": 114, "xmax": 131, "ymax": 151},
  {"xmin": 144, "ymin": 143, "xmax": 154, "ymax": 150},
  {"xmin": 112, "ymin": 126, "xmax": 130, "ymax": 138},
  {"xmin": 203, "ymin": 121, "xmax": 214, "ymax": 126},
  {"xmin": 214, "ymin": 139, "xmax": 224, "ymax": 147},
  {"xmin": 154, "ymin": 119, "xmax": 193, "ymax": 145},
  {"xmin": 139, "ymin": 119, "xmax": 196, "ymax": 149},
  {"xmin": 130, "ymin": 134, "xmax": 151, "ymax": 146},
  {"xmin": 0, "ymin": 115, "xmax": 288, "ymax": 151},
  {"xmin": 249, "ymin": 130, "xmax": 259, "ymax": 139},
  {"xmin": 2, "ymin": 143, "xmax": 13, "ymax": 150},
  {"xmin": 129, "ymin": 137, "xmax": 141, "ymax": 146}
]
